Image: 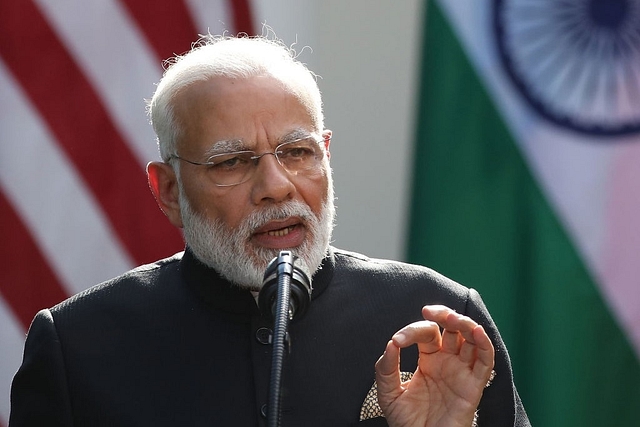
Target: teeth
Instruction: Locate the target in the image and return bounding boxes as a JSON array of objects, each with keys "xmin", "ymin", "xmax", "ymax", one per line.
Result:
[{"xmin": 267, "ymin": 226, "xmax": 294, "ymax": 237}]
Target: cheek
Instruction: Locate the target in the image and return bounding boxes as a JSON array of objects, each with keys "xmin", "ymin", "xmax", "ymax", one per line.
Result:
[
  {"xmin": 204, "ymin": 195, "xmax": 248, "ymax": 228},
  {"xmin": 181, "ymin": 177, "xmax": 249, "ymax": 228},
  {"xmin": 296, "ymin": 173, "xmax": 330, "ymax": 213}
]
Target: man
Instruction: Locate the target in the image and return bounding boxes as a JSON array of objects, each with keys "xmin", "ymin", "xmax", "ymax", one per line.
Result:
[{"xmin": 10, "ymin": 35, "xmax": 529, "ymax": 426}]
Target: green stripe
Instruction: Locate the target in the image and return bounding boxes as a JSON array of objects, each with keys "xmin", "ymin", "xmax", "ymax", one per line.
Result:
[{"xmin": 407, "ymin": 2, "xmax": 640, "ymax": 426}]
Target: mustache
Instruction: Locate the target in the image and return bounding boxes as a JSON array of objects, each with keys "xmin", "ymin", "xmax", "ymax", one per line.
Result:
[{"xmin": 242, "ymin": 200, "xmax": 315, "ymax": 232}]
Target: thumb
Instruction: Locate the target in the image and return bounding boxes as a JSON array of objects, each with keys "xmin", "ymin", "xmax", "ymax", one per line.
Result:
[{"xmin": 375, "ymin": 340, "xmax": 402, "ymax": 406}]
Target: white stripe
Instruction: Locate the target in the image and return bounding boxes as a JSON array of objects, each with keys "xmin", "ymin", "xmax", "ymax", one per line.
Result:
[
  {"xmin": 34, "ymin": 0, "xmax": 163, "ymax": 166},
  {"xmin": 600, "ymin": 143, "xmax": 640, "ymax": 348},
  {"xmin": 437, "ymin": 0, "xmax": 640, "ymax": 355},
  {"xmin": 0, "ymin": 296, "xmax": 29, "ymax": 427},
  {"xmin": 0, "ymin": 59, "xmax": 135, "ymax": 295},
  {"xmin": 437, "ymin": 0, "xmax": 618, "ymax": 271},
  {"xmin": 184, "ymin": 0, "xmax": 233, "ymax": 35}
]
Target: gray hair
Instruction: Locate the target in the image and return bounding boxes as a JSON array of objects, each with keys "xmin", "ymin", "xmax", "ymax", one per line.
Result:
[{"xmin": 147, "ymin": 34, "xmax": 324, "ymax": 163}]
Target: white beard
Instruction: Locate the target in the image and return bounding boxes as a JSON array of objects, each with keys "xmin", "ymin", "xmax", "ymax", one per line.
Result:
[{"xmin": 178, "ymin": 181, "xmax": 335, "ymax": 290}]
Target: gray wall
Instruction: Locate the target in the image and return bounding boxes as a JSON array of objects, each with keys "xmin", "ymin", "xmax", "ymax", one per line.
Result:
[{"xmin": 253, "ymin": 0, "xmax": 424, "ymax": 261}]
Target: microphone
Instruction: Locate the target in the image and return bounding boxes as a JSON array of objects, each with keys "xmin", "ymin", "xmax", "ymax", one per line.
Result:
[
  {"xmin": 259, "ymin": 251, "xmax": 312, "ymax": 426},
  {"xmin": 258, "ymin": 251, "xmax": 312, "ymax": 322}
]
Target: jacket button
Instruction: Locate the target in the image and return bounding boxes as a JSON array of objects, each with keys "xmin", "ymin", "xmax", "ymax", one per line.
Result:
[
  {"xmin": 260, "ymin": 403, "xmax": 268, "ymax": 418},
  {"xmin": 255, "ymin": 327, "xmax": 272, "ymax": 345}
]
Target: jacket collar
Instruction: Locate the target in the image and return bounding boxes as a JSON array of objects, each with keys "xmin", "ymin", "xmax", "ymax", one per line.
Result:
[{"xmin": 180, "ymin": 247, "xmax": 334, "ymax": 320}]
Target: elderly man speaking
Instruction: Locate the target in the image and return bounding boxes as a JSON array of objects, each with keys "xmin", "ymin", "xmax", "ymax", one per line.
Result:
[{"xmin": 10, "ymin": 35, "xmax": 529, "ymax": 427}]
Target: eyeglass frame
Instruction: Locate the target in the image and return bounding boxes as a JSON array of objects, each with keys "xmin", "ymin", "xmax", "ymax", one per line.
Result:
[{"xmin": 167, "ymin": 135, "xmax": 329, "ymax": 187}]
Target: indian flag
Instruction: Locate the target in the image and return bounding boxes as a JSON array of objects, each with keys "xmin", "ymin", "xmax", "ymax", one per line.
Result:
[{"xmin": 408, "ymin": 1, "xmax": 640, "ymax": 426}]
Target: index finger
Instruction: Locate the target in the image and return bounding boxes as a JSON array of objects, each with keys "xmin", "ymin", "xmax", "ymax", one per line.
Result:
[
  {"xmin": 421, "ymin": 305, "xmax": 458, "ymax": 325},
  {"xmin": 422, "ymin": 305, "xmax": 479, "ymax": 344},
  {"xmin": 391, "ymin": 320, "xmax": 442, "ymax": 353}
]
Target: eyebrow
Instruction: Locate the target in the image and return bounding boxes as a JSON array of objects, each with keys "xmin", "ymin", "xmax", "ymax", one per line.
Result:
[
  {"xmin": 203, "ymin": 139, "xmax": 246, "ymax": 157},
  {"xmin": 203, "ymin": 128, "xmax": 316, "ymax": 157},
  {"xmin": 278, "ymin": 128, "xmax": 315, "ymax": 144}
]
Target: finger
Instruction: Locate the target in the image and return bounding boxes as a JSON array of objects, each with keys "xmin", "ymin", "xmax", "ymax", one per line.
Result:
[
  {"xmin": 472, "ymin": 325, "xmax": 495, "ymax": 381},
  {"xmin": 391, "ymin": 320, "xmax": 442, "ymax": 354},
  {"xmin": 442, "ymin": 312, "xmax": 480, "ymax": 344},
  {"xmin": 446, "ymin": 318, "xmax": 494, "ymax": 374},
  {"xmin": 422, "ymin": 306, "xmax": 477, "ymax": 344},
  {"xmin": 421, "ymin": 305, "xmax": 457, "ymax": 327},
  {"xmin": 458, "ymin": 339, "xmax": 477, "ymax": 364},
  {"xmin": 441, "ymin": 328, "xmax": 463, "ymax": 354},
  {"xmin": 375, "ymin": 340, "xmax": 402, "ymax": 401}
]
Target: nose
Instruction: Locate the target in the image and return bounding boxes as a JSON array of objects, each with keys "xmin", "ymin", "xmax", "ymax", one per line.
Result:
[{"xmin": 250, "ymin": 152, "xmax": 296, "ymax": 205}]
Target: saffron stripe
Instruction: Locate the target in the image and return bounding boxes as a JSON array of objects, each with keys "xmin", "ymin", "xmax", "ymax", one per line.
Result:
[
  {"xmin": 119, "ymin": 0, "xmax": 199, "ymax": 61},
  {"xmin": 0, "ymin": 0, "xmax": 184, "ymax": 265},
  {"xmin": 0, "ymin": 190, "xmax": 69, "ymax": 330}
]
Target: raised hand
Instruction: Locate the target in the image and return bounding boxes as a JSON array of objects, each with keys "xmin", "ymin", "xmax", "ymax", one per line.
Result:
[{"xmin": 375, "ymin": 305, "xmax": 495, "ymax": 427}]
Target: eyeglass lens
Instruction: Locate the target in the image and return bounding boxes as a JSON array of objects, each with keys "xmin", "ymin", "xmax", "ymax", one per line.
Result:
[{"xmin": 206, "ymin": 138, "xmax": 324, "ymax": 186}]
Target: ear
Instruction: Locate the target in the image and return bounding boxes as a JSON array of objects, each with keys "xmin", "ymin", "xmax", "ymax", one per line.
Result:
[
  {"xmin": 147, "ymin": 161, "xmax": 184, "ymax": 228},
  {"xmin": 322, "ymin": 129, "xmax": 332, "ymax": 160}
]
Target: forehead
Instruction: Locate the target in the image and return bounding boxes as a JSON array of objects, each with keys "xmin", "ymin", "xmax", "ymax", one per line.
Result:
[{"xmin": 173, "ymin": 75, "xmax": 317, "ymax": 153}]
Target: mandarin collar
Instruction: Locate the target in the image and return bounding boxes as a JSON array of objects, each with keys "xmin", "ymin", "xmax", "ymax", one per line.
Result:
[{"xmin": 180, "ymin": 247, "xmax": 334, "ymax": 320}]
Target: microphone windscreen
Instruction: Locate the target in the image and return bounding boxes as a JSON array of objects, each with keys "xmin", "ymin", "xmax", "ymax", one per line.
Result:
[{"xmin": 258, "ymin": 252, "xmax": 312, "ymax": 321}]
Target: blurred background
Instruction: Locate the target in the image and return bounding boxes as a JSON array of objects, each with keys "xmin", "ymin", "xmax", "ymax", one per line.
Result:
[{"xmin": 1, "ymin": 1, "xmax": 639, "ymax": 426}]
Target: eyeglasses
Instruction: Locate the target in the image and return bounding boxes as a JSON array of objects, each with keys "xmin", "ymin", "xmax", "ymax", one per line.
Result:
[{"xmin": 169, "ymin": 136, "xmax": 326, "ymax": 187}]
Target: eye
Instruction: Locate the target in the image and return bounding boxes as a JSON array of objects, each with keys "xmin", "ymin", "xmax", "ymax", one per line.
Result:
[
  {"xmin": 209, "ymin": 152, "xmax": 252, "ymax": 170},
  {"xmin": 283, "ymin": 146, "xmax": 313, "ymax": 158},
  {"xmin": 279, "ymin": 140, "xmax": 318, "ymax": 160}
]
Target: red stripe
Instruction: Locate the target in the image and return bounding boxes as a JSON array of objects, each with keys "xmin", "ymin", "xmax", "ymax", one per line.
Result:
[
  {"xmin": 119, "ymin": 0, "xmax": 199, "ymax": 61},
  {"xmin": 231, "ymin": 0, "xmax": 256, "ymax": 35},
  {"xmin": 0, "ymin": 1, "xmax": 183, "ymax": 265},
  {"xmin": 0, "ymin": 191, "xmax": 69, "ymax": 330}
]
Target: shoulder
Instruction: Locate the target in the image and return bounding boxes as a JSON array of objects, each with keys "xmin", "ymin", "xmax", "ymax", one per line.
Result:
[
  {"xmin": 50, "ymin": 251, "xmax": 184, "ymax": 315},
  {"xmin": 332, "ymin": 247, "xmax": 461, "ymax": 285},
  {"xmin": 329, "ymin": 247, "xmax": 472, "ymax": 304}
]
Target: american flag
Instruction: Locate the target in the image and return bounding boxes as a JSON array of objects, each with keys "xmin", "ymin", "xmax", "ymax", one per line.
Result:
[{"xmin": 0, "ymin": 1, "xmax": 255, "ymax": 424}]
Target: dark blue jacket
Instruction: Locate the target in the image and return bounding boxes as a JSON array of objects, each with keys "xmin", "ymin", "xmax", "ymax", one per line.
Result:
[{"xmin": 10, "ymin": 247, "xmax": 529, "ymax": 426}]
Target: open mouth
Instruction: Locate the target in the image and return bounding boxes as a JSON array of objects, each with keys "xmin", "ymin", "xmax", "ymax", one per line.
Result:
[
  {"xmin": 267, "ymin": 225, "xmax": 296, "ymax": 237},
  {"xmin": 252, "ymin": 218, "xmax": 306, "ymax": 249}
]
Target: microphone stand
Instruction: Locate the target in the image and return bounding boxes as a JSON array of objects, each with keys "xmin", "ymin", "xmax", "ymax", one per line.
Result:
[
  {"xmin": 267, "ymin": 257, "xmax": 293, "ymax": 427},
  {"xmin": 259, "ymin": 251, "xmax": 311, "ymax": 427}
]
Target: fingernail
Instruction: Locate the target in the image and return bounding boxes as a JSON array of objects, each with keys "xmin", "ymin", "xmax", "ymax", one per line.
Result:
[{"xmin": 393, "ymin": 332, "xmax": 407, "ymax": 347}]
